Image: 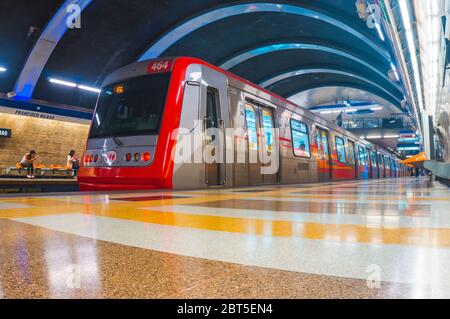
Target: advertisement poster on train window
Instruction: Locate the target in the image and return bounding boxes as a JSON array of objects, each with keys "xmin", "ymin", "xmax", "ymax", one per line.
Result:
[
  {"xmin": 262, "ymin": 109, "xmax": 273, "ymax": 152},
  {"xmin": 245, "ymin": 105, "xmax": 258, "ymax": 151}
]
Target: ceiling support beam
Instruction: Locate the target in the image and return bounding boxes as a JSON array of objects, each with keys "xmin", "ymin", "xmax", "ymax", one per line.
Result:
[
  {"xmin": 13, "ymin": 0, "xmax": 92, "ymax": 99},
  {"xmin": 220, "ymin": 43, "xmax": 400, "ymax": 92}
]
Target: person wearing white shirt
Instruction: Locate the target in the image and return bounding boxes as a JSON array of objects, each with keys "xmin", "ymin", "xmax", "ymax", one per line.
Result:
[{"xmin": 20, "ymin": 150, "xmax": 37, "ymax": 179}]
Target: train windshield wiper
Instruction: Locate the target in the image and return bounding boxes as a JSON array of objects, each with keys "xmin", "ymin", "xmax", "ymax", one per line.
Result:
[{"xmin": 107, "ymin": 130, "xmax": 123, "ymax": 146}]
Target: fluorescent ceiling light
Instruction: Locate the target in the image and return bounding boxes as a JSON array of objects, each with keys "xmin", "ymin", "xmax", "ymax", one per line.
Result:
[
  {"xmin": 367, "ymin": 135, "xmax": 382, "ymax": 139},
  {"xmin": 359, "ymin": 136, "xmax": 365, "ymax": 139},
  {"xmin": 398, "ymin": 0, "xmax": 424, "ymax": 111},
  {"xmin": 49, "ymin": 78, "xmax": 101, "ymax": 93},
  {"xmin": 375, "ymin": 23, "xmax": 385, "ymax": 41},
  {"xmin": 390, "ymin": 63, "xmax": 400, "ymax": 81},
  {"xmin": 370, "ymin": 107, "xmax": 383, "ymax": 111},
  {"xmin": 346, "ymin": 109, "xmax": 357, "ymax": 113},
  {"xmin": 320, "ymin": 110, "xmax": 341, "ymax": 114},
  {"xmin": 0, "ymin": 67, "xmax": 6, "ymax": 72},
  {"xmin": 78, "ymin": 85, "xmax": 101, "ymax": 93},
  {"xmin": 49, "ymin": 78, "xmax": 77, "ymax": 87},
  {"xmin": 384, "ymin": 135, "xmax": 400, "ymax": 139}
]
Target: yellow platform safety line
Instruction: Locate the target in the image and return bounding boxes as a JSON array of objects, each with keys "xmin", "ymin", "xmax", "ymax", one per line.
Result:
[
  {"xmin": 90, "ymin": 209, "xmax": 450, "ymax": 248},
  {"xmin": 1, "ymin": 190, "xmax": 450, "ymax": 247},
  {"xmin": 274, "ymin": 194, "xmax": 450, "ymax": 201},
  {"xmin": 0, "ymin": 189, "xmax": 303, "ymax": 219},
  {"xmin": 0, "ymin": 183, "xmax": 443, "ymax": 219}
]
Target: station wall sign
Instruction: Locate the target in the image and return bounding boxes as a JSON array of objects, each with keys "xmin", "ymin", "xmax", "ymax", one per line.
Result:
[
  {"xmin": 0, "ymin": 128, "xmax": 12, "ymax": 138},
  {"xmin": 0, "ymin": 97, "xmax": 93, "ymax": 124}
]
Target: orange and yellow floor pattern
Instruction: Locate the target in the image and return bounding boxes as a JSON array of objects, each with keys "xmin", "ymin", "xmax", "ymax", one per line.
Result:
[{"xmin": 1, "ymin": 177, "xmax": 450, "ymax": 298}]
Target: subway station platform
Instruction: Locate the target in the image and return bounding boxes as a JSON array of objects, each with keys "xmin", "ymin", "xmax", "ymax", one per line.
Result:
[{"xmin": 1, "ymin": 177, "xmax": 450, "ymax": 299}]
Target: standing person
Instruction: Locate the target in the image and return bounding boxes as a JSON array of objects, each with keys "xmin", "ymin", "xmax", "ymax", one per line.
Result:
[
  {"xmin": 67, "ymin": 150, "xmax": 80, "ymax": 177},
  {"xmin": 20, "ymin": 150, "xmax": 37, "ymax": 179},
  {"xmin": 415, "ymin": 168, "xmax": 420, "ymax": 178}
]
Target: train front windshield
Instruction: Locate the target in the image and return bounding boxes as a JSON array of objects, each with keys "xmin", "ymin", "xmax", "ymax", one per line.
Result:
[{"xmin": 89, "ymin": 73, "xmax": 171, "ymax": 139}]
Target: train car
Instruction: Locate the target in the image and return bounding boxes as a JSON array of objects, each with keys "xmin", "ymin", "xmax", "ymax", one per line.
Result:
[{"xmin": 78, "ymin": 57, "xmax": 403, "ymax": 191}]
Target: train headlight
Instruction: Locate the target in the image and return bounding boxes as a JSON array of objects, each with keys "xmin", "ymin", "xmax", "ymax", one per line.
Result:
[
  {"xmin": 134, "ymin": 153, "xmax": 140, "ymax": 162},
  {"xmin": 142, "ymin": 152, "xmax": 151, "ymax": 162},
  {"xmin": 84, "ymin": 155, "xmax": 92, "ymax": 164},
  {"xmin": 125, "ymin": 153, "xmax": 132, "ymax": 162},
  {"xmin": 93, "ymin": 154, "xmax": 99, "ymax": 162}
]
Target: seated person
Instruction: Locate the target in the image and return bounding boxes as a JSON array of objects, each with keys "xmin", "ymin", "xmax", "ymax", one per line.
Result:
[
  {"xmin": 20, "ymin": 150, "xmax": 37, "ymax": 179},
  {"xmin": 67, "ymin": 150, "xmax": 80, "ymax": 177}
]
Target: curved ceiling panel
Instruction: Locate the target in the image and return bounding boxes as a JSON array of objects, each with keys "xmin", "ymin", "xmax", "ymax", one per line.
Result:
[
  {"xmin": 225, "ymin": 48, "xmax": 403, "ymax": 102},
  {"xmin": 266, "ymin": 72, "xmax": 403, "ymax": 109},
  {"xmin": 261, "ymin": 68, "xmax": 401, "ymax": 105},
  {"xmin": 221, "ymin": 43, "xmax": 388, "ymax": 83},
  {"xmin": 139, "ymin": 2, "xmax": 390, "ymax": 62},
  {"xmin": 288, "ymin": 86, "xmax": 401, "ymax": 114}
]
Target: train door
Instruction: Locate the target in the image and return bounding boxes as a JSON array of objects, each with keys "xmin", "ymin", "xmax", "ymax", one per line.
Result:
[
  {"xmin": 348, "ymin": 140, "xmax": 357, "ymax": 178},
  {"xmin": 244, "ymin": 103, "xmax": 262, "ymax": 186},
  {"xmin": 357, "ymin": 145, "xmax": 369, "ymax": 179},
  {"xmin": 378, "ymin": 154, "xmax": 384, "ymax": 178},
  {"xmin": 260, "ymin": 107, "xmax": 278, "ymax": 185},
  {"xmin": 315, "ymin": 128, "xmax": 331, "ymax": 182},
  {"xmin": 204, "ymin": 87, "xmax": 224, "ymax": 186}
]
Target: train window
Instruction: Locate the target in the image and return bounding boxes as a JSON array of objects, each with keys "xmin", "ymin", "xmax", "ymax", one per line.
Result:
[
  {"xmin": 206, "ymin": 88, "xmax": 220, "ymax": 130},
  {"xmin": 290, "ymin": 119, "xmax": 311, "ymax": 158},
  {"xmin": 335, "ymin": 136, "xmax": 346, "ymax": 163},
  {"xmin": 371, "ymin": 151, "xmax": 378, "ymax": 168},
  {"xmin": 358, "ymin": 146, "xmax": 367, "ymax": 166},
  {"xmin": 89, "ymin": 73, "xmax": 171, "ymax": 138},
  {"xmin": 261, "ymin": 109, "xmax": 274, "ymax": 153},
  {"xmin": 365, "ymin": 148, "xmax": 371, "ymax": 166},
  {"xmin": 245, "ymin": 104, "xmax": 258, "ymax": 151}
]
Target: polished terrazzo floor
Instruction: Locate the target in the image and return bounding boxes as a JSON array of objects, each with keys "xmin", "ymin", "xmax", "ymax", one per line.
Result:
[{"xmin": 0, "ymin": 177, "xmax": 449, "ymax": 298}]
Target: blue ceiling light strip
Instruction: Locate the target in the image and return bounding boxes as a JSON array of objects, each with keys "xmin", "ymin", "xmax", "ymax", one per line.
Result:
[
  {"xmin": 259, "ymin": 68, "xmax": 401, "ymax": 105},
  {"xmin": 13, "ymin": 0, "xmax": 93, "ymax": 100},
  {"xmin": 139, "ymin": 3, "xmax": 391, "ymax": 62},
  {"xmin": 220, "ymin": 43, "xmax": 396, "ymax": 88},
  {"xmin": 0, "ymin": 97, "xmax": 93, "ymax": 121}
]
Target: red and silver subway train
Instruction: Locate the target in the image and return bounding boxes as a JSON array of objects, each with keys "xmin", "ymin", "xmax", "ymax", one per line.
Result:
[{"xmin": 78, "ymin": 57, "xmax": 407, "ymax": 191}]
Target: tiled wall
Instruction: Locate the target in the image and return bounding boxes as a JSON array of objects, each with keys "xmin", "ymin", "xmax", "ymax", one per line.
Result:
[{"xmin": 0, "ymin": 113, "xmax": 89, "ymax": 167}]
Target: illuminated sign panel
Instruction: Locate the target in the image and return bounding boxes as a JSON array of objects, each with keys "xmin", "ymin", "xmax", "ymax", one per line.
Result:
[
  {"xmin": 147, "ymin": 59, "xmax": 174, "ymax": 74},
  {"xmin": 0, "ymin": 128, "xmax": 11, "ymax": 138}
]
